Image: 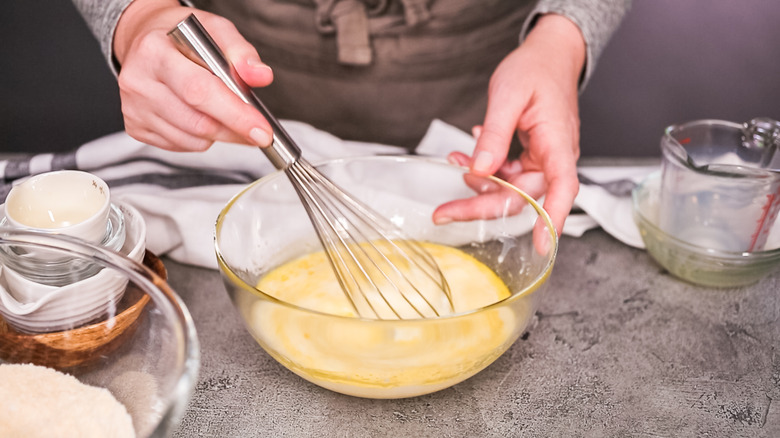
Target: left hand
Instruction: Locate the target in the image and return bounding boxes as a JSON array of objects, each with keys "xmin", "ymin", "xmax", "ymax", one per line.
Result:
[{"xmin": 433, "ymin": 14, "xmax": 585, "ymax": 238}]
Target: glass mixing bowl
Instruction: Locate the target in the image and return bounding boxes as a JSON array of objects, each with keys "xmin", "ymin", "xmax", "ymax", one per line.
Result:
[
  {"xmin": 0, "ymin": 229, "xmax": 200, "ymax": 437},
  {"xmin": 215, "ymin": 155, "xmax": 557, "ymax": 399},
  {"xmin": 633, "ymin": 172, "xmax": 780, "ymax": 287}
]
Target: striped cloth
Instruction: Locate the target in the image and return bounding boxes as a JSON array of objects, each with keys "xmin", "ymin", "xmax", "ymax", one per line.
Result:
[
  {"xmin": 2, "ymin": 119, "xmax": 643, "ymax": 268},
  {"xmin": 0, "ymin": 119, "xmax": 476, "ymax": 268}
]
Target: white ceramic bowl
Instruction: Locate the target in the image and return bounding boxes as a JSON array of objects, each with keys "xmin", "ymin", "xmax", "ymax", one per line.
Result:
[
  {"xmin": 4, "ymin": 170, "xmax": 111, "ymax": 244},
  {"xmin": 0, "ymin": 203, "xmax": 147, "ymax": 333}
]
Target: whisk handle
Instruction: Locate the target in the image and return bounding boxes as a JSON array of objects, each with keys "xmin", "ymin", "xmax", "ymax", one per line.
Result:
[{"xmin": 168, "ymin": 14, "xmax": 300, "ymax": 169}]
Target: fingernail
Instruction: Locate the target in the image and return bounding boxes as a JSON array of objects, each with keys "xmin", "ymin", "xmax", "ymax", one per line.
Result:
[
  {"xmin": 506, "ymin": 160, "xmax": 522, "ymax": 173},
  {"xmin": 250, "ymin": 127, "xmax": 272, "ymax": 146},
  {"xmin": 434, "ymin": 216, "xmax": 453, "ymax": 225},
  {"xmin": 248, "ymin": 59, "xmax": 272, "ymax": 72},
  {"xmin": 533, "ymin": 218, "xmax": 553, "ymax": 256},
  {"xmin": 472, "ymin": 151, "xmax": 493, "ymax": 173},
  {"xmin": 447, "ymin": 154, "xmax": 459, "ymax": 166}
]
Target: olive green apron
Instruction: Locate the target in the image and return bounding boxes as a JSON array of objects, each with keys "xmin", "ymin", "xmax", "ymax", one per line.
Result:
[{"xmin": 193, "ymin": 0, "xmax": 534, "ymax": 150}]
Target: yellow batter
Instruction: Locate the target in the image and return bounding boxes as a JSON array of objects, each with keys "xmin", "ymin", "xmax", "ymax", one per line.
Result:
[
  {"xmin": 243, "ymin": 242, "xmax": 527, "ymax": 398},
  {"xmin": 256, "ymin": 241, "xmax": 510, "ymax": 318}
]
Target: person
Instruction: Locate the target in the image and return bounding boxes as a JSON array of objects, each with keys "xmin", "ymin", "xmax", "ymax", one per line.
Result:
[{"xmin": 72, "ymin": 0, "xmax": 632, "ymax": 237}]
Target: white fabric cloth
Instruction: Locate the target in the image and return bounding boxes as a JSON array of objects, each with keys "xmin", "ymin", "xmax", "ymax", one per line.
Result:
[
  {"xmin": 575, "ymin": 166, "xmax": 657, "ymax": 248},
  {"xmin": 85, "ymin": 120, "xmax": 405, "ymax": 268},
  {"xmin": 3, "ymin": 120, "xmax": 652, "ymax": 269}
]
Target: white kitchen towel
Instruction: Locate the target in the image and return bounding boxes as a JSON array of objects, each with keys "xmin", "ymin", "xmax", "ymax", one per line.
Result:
[
  {"xmin": 575, "ymin": 166, "xmax": 657, "ymax": 248},
  {"xmin": 0, "ymin": 120, "xmax": 651, "ymax": 269}
]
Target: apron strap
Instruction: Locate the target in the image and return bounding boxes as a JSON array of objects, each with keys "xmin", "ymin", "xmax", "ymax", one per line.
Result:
[
  {"xmin": 399, "ymin": 0, "xmax": 431, "ymax": 27},
  {"xmin": 314, "ymin": 0, "xmax": 432, "ymax": 66},
  {"xmin": 315, "ymin": 0, "xmax": 372, "ymax": 65}
]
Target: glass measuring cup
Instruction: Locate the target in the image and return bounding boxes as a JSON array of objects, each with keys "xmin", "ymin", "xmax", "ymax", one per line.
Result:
[{"xmin": 658, "ymin": 118, "xmax": 780, "ymax": 252}]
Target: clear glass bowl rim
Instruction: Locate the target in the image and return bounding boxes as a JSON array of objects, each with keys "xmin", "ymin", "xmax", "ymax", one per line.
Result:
[
  {"xmin": 214, "ymin": 155, "xmax": 558, "ymax": 323},
  {"xmin": 0, "ymin": 227, "xmax": 200, "ymax": 436},
  {"xmin": 632, "ymin": 172, "xmax": 780, "ymax": 260}
]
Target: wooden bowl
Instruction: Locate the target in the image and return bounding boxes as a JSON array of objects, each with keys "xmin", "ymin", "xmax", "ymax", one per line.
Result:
[{"xmin": 0, "ymin": 251, "xmax": 166, "ymax": 370}]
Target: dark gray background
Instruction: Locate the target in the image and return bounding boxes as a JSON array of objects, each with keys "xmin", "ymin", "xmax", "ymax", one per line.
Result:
[{"xmin": 2, "ymin": 1, "xmax": 778, "ymax": 157}]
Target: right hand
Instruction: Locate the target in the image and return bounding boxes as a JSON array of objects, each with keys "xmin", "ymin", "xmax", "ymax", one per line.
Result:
[
  {"xmin": 113, "ymin": 0, "xmax": 274, "ymax": 151},
  {"xmin": 431, "ymin": 14, "xmax": 584, "ymax": 240}
]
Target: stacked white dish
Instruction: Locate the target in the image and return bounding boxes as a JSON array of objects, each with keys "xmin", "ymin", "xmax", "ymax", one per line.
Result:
[{"xmin": 0, "ymin": 171, "xmax": 146, "ymax": 333}]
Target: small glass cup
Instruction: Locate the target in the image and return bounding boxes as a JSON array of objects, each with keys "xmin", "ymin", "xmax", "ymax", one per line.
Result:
[
  {"xmin": 659, "ymin": 119, "xmax": 780, "ymax": 252},
  {"xmin": 0, "ymin": 203, "xmax": 126, "ymax": 286}
]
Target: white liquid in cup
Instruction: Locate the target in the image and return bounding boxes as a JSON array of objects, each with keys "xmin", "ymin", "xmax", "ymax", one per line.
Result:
[{"xmin": 3, "ymin": 171, "xmax": 111, "ymax": 244}]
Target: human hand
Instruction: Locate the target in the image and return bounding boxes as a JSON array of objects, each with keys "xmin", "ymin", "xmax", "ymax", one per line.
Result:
[
  {"xmin": 432, "ymin": 14, "xmax": 585, "ymax": 238},
  {"xmin": 113, "ymin": 0, "xmax": 274, "ymax": 151}
]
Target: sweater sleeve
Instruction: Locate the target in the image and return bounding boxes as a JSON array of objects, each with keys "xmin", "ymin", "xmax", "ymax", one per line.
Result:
[
  {"xmin": 71, "ymin": 0, "xmax": 136, "ymax": 75},
  {"xmin": 521, "ymin": 0, "xmax": 633, "ymax": 90}
]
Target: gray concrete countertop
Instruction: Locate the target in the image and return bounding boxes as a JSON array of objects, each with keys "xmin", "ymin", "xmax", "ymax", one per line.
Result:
[{"xmin": 166, "ymin": 228, "xmax": 780, "ymax": 438}]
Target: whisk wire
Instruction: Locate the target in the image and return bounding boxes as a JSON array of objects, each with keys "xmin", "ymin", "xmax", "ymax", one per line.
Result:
[
  {"xmin": 302, "ymin": 162, "xmax": 453, "ymax": 297},
  {"xmin": 168, "ymin": 15, "xmax": 453, "ymax": 320},
  {"xmin": 286, "ymin": 164, "xmax": 378, "ymax": 316},
  {"xmin": 288, "ymin": 160, "xmax": 454, "ymax": 319},
  {"xmin": 288, "ymin": 162, "xmax": 402, "ymax": 318}
]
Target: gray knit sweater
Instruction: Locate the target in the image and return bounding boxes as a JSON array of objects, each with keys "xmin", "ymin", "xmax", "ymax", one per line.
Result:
[
  {"xmin": 71, "ymin": 0, "xmax": 631, "ymax": 146},
  {"xmin": 71, "ymin": 0, "xmax": 632, "ymax": 86}
]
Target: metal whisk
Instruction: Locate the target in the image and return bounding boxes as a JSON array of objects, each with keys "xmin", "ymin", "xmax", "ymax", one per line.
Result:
[{"xmin": 170, "ymin": 15, "xmax": 453, "ymax": 319}]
